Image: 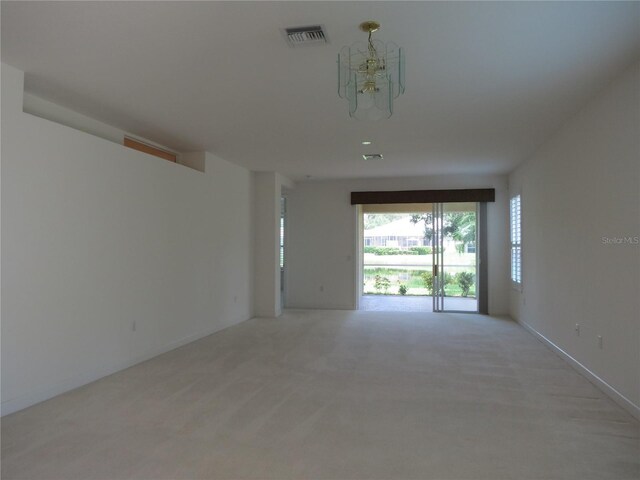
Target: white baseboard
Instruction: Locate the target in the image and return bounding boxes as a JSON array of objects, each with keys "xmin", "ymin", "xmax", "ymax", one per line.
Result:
[
  {"xmin": 517, "ymin": 318, "xmax": 640, "ymax": 421},
  {"xmin": 1, "ymin": 318, "xmax": 249, "ymax": 417}
]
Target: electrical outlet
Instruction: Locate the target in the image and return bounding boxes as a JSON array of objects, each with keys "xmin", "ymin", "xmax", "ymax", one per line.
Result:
[
  {"xmin": 575, "ymin": 324, "xmax": 580, "ymax": 336},
  {"xmin": 319, "ymin": 285, "xmax": 324, "ymax": 292},
  {"xmin": 597, "ymin": 335, "xmax": 603, "ymax": 349}
]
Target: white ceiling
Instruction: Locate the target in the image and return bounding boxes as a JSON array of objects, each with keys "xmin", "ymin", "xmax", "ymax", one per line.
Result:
[{"xmin": 2, "ymin": 1, "xmax": 639, "ymax": 181}]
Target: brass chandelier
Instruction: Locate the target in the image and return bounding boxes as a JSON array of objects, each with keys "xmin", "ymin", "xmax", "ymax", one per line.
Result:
[{"xmin": 338, "ymin": 21, "xmax": 405, "ymax": 120}]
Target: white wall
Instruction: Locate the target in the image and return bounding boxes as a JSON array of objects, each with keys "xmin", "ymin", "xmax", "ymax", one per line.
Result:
[
  {"xmin": 23, "ymin": 92, "xmax": 128, "ymax": 146},
  {"xmin": 286, "ymin": 175, "xmax": 509, "ymax": 314},
  {"xmin": 509, "ymin": 62, "xmax": 640, "ymax": 416},
  {"xmin": 1, "ymin": 64, "xmax": 254, "ymax": 415}
]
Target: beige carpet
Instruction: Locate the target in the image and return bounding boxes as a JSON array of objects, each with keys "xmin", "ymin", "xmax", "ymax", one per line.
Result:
[{"xmin": 2, "ymin": 310, "xmax": 639, "ymax": 479}]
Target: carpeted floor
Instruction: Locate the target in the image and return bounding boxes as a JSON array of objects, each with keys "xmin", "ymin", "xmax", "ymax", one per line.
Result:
[{"xmin": 2, "ymin": 310, "xmax": 639, "ymax": 479}]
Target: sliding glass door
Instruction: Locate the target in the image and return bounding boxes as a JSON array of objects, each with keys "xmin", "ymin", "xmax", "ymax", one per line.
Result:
[{"xmin": 432, "ymin": 202, "xmax": 479, "ymax": 312}]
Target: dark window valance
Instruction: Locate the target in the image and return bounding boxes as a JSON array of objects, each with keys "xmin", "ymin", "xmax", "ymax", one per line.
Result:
[{"xmin": 350, "ymin": 188, "xmax": 495, "ymax": 205}]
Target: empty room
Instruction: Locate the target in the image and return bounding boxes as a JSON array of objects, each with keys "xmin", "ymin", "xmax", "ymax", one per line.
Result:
[{"xmin": 1, "ymin": 2, "xmax": 639, "ymax": 479}]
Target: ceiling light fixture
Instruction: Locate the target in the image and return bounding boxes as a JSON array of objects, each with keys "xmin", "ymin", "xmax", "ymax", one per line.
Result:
[
  {"xmin": 361, "ymin": 141, "xmax": 372, "ymax": 145},
  {"xmin": 338, "ymin": 21, "xmax": 405, "ymax": 120}
]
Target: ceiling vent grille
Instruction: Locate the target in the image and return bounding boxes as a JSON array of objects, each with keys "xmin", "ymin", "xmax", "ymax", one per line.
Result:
[
  {"xmin": 362, "ymin": 154, "xmax": 384, "ymax": 161},
  {"xmin": 283, "ymin": 25, "xmax": 328, "ymax": 47}
]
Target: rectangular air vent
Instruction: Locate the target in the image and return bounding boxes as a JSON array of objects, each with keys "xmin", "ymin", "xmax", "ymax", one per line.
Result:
[
  {"xmin": 283, "ymin": 25, "xmax": 328, "ymax": 47},
  {"xmin": 362, "ymin": 154, "xmax": 384, "ymax": 161}
]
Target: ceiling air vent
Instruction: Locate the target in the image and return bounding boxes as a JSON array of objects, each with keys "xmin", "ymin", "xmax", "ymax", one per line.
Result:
[
  {"xmin": 362, "ymin": 154, "xmax": 384, "ymax": 161},
  {"xmin": 283, "ymin": 25, "xmax": 328, "ymax": 47}
]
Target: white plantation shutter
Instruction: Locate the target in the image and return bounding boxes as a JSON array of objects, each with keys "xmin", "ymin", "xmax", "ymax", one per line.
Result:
[
  {"xmin": 510, "ymin": 195, "xmax": 522, "ymax": 285},
  {"xmin": 280, "ymin": 216, "xmax": 285, "ymax": 269}
]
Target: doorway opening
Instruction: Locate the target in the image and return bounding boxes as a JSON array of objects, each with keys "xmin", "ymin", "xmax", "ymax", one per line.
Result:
[{"xmin": 359, "ymin": 203, "xmax": 479, "ymax": 312}]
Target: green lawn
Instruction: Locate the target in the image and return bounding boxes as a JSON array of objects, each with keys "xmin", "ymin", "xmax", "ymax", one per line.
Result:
[{"xmin": 363, "ymin": 266, "xmax": 476, "ymax": 298}]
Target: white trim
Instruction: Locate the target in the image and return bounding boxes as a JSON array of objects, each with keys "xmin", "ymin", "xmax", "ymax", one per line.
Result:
[
  {"xmin": 280, "ymin": 195, "xmax": 287, "ymax": 308},
  {"xmin": 1, "ymin": 319, "xmax": 250, "ymax": 417},
  {"xmin": 517, "ymin": 318, "xmax": 640, "ymax": 421}
]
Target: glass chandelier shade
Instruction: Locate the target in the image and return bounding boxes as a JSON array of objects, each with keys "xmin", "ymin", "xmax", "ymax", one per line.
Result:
[{"xmin": 338, "ymin": 21, "xmax": 405, "ymax": 120}]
